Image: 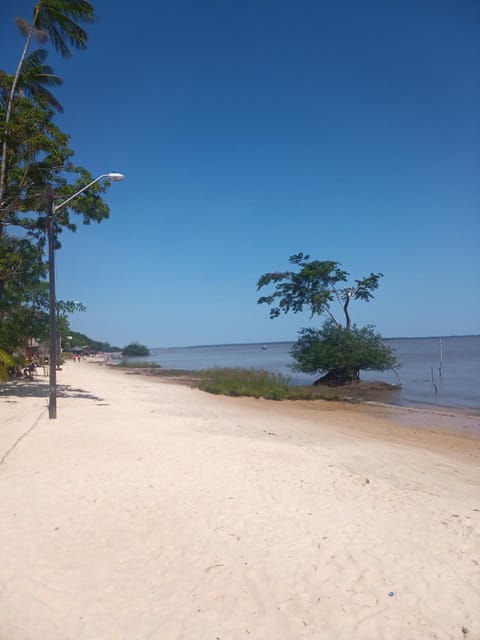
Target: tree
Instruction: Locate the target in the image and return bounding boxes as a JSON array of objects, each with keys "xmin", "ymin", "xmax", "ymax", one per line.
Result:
[
  {"xmin": 122, "ymin": 342, "xmax": 150, "ymax": 357},
  {"xmin": 9, "ymin": 48, "xmax": 64, "ymax": 112},
  {"xmin": 0, "ymin": 2, "xmax": 115, "ymax": 367},
  {"xmin": 0, "ymin": 234, "xmax": 48, "ymax": 351},
  {"xmin": 68, "ymin": 331, "xmax": 121, "ymax": 353},
  {"xmin": 0, "ymin": 72, "xmax": 110, "ymax": 236},
  {"xmin": 257, "ymin": 253, "xmax": 398, "ymax": 385},
  {"xmin": 1, "ymin": 1, "xmax": 109, "ymax": 237},
  {"xmin": 291, "ymin": 322, "xmax": 398, "ymax": 385},
  {"xmin": 257, "ymin": 252, "xmax": 383, "ymax": 330},
  {"xmin": 0, "ymin": 81, "xmax": 109, "ymax": 354},
  {"xmin": 1, "ymin": 0, "xmax": 95, "ymax": 216},
  {"xmin": 0, "ymin": 234, "xmax": 85, "ymax": 354}
]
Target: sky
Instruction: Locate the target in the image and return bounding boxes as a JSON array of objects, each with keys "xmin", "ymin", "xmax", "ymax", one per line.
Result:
[{"xmin": 2, "ymin": 0, "xmax": 479, "ymax": 347}]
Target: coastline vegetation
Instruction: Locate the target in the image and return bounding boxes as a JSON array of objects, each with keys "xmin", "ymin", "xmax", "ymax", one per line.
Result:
[
  {"xmin": 117, "ymin": 360, "xmax": 160, "ymax": 369},
  {"xmin": 69, "ymin": 330, "xmax": 121, "ymax": 353},
  {"xmin": 122, "ymin": 342, "xmax": 150, "ymax": 357},
  {"xmin": 257, "ymin": 253, "xmax": 399, "ymax": 385},
  {"xmin": 197, "ymin": 368, "xmax": 340, "ymax": 401},
  {"xmin": 0, "ymin": 2, "xmax": 113, "ymax": 368}
]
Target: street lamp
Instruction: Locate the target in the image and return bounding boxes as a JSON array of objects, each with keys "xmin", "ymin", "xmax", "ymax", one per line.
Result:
[{"xmin": 48, "ymin": 172, "xmax": 125, "ymax": 419}]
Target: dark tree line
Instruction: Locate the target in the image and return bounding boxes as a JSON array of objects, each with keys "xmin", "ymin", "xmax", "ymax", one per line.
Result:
[{"xmin": 0, "ymin": 1, "xmax": 113, "ymax": 376}]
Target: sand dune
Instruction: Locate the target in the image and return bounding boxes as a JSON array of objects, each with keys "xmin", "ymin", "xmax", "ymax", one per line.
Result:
[{"xmin": 1, "ymin": 361, "xmax": 479, "ymax": 639}]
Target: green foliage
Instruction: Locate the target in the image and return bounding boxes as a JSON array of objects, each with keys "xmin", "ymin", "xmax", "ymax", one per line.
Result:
[
  {"xmin": 1, "ymin": 0, "xmax": 98, "ymax": 228},
  {"xmin": 291, "ymin": 321, "xmax": 399, "ymax": 384},
  {"xmin": 0, "ymin": 235, "xmax": 46, "ymax": 304},
  {"xmin": 198, "ymin": 368, "xmax": 290, "ymax": 400},
  {"xmin": 0, "ymin": 233, "xmax": 86, "ymax": 351},
  {"xmin": 258, "ymin": 252, "xmax": 382, "ymax": 329},
  {"xmin": 196, "ymin": 367, "xmax": 341, "ymax": 401},
  {"xmin": 0, "ymin": 73, "xmax": 111, "ymax": 233},
  {"xmin": 0, "ymin": 235, "xmax": 49, "ymax": 351},
  {"xmin": 13, "ymin": 49, "xmax": 64, "ymax": 112},
  {"xmin": 1, "ymin": 0, "xmax": 108, "ymax": 232},
  {"xmin": 68, "ymin": 330, "xmax": 121, "ymax": 352},
  {"xmin": 122, "ymin": 342, "xmax": 150, "ymax": 357},
  {"xmin": 116, "ymin": 360, "xmax": 161, "ymax": 369},
  {"xmin": 30, "ymin": 0, "xmax": 96, "ymax": 60},
  {"xmin": 257, "ymin": 253, "xmax": 395, "ymax": 384},
  {"xmin": 0, "ymin": 348, "xmax": 16, "ymax": 382},
  {"xmin": 0, "ymin": 3, "xmax": 113, "ymax": 357}
]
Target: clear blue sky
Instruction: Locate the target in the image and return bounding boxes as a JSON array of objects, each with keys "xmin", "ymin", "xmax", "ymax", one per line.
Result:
[{"xmin": 2, "ymin": 0, "xmax": 479, "ymax": 347}]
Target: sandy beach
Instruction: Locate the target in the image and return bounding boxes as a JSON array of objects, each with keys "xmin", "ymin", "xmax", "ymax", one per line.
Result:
[{"xmin": 1, "ymin": 360, "xmax": 479, "ymax": 640}]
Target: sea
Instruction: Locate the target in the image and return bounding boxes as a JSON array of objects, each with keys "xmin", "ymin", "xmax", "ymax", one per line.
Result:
[{"xmin": 142, "ymin": 335, "xmax": 480, "ymax": 414}]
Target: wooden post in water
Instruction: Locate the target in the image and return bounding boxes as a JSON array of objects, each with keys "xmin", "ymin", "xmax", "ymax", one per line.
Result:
[
  {"xmin": 439, "ymin": 338, "xmax": 443, "ymax": 379},
  {"xmin": 430, "ymin": 365, "xmax": 438, "ymax": 394}
]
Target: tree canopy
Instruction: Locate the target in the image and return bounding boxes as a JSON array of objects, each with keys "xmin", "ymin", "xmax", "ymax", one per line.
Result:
[
  {"xmin": 291, "ymin": 322, "xmax": 398, "ymax": 385},
  {"xmin": 67, "ymin": 330, "xmax": 121, "ymax": 353},
  {"xmin": 0, "ymin": 1, "xmax": 113, "ymax": 366},
  {"xmin": 122, "ymin": 342, "xmax": 150, "ymax": 357},
  {"xmin": 1, "ymin": 0, "xmax": 96, "ymax": 215},
  {"xmin": 257, "ymin": 252, "xmax": 383, "ymax": 330},
  {"xmin": 257, "ymin": 253, "xmax": 398, "ymax": 385}
]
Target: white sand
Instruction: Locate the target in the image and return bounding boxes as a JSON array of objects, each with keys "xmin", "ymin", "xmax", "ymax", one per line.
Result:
[{"xmin": 1, "ymin": 360, "xmax": 479, "ymax": 640}]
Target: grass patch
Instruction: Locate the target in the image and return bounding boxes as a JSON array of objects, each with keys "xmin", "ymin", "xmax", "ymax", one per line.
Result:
[
  {"xmin": 116, "ymin": 360, "xmax": 161, "ymax": 369},
  {"xmin": 197, "ymin": 367, "xmax": 340, "ymax": 401},
  {"xmin": 198, "ymin": 368, "xmax": 289, "ymax": 399}
]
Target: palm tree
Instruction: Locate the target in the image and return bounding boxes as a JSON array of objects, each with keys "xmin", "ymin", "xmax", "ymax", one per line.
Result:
[
  {"xmin": 0, "ymin": 52, "xmax": 63, "ymax": 229},
  {"xmin": 0, "ymin": 0, "xmax": 96, "ymax": 223},
  {"xmin": 17, "ymin": 49, "xmax": 64, "ymax": 113}
]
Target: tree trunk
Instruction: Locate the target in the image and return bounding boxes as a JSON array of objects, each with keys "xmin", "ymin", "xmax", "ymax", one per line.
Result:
[
  {"xmin": 313, "ymin": 368, "xmax": 359, "ymax": 387},
  {"xmin": 343, "ymin": 295, "xmax": 351, "ymax": 330}
]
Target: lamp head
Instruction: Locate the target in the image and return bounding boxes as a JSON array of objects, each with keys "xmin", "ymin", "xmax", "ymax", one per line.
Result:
[{"xmin": 107, "ymin": 172, "xmax": 125, "ymax": 181}]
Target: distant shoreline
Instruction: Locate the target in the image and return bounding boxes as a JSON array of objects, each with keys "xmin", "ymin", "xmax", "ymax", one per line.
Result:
[
  {"xmin": 146, "ymin": 334, "xmax": 480, "ymax": 350},
  {"xmin": 132, "ymin": 337, "xmax": 479, "ymax": 414}
]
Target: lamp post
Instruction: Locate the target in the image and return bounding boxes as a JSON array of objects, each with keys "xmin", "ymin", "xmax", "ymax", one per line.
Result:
[{"xmin": 48, "ymin": 172, "xmax": 125, "ymax": 419}]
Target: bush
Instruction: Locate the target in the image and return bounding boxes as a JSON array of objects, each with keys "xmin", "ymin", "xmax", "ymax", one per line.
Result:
[
  {"xmin": 198, "ymin": 368, "xmax": 290, "ymax": 400},
  {"xmin": 122, "ymin": 342, "xmax": 150, "ymax": 357},
  {"xmin": 291, "ymin": 321, "xmax": 398, "ymax": 385},
  {"xmin": 117, "ymin": 360, "xmax": 160, "ymax": 369},
  {"xmin": 0, "ymin": 348, "xmax": 15, "ymax": 382},
  {"xmin": 196, "ymin": 368, "xmax": 341, "ymax": 401}
]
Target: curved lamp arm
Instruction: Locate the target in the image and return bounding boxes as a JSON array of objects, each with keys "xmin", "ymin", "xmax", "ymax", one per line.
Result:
[
  {"xmin": 53, "ymin": 172, "xmax": 125, "ymax": 213},
  {"xmin": 47, "ymin": 171, "xmax": 124, "ymax": 419}
]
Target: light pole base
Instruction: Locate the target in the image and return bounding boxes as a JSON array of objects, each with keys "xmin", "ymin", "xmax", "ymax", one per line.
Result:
[{"xmin": 48, "ymin": 395, "xmax": 57, "ymax": 419}]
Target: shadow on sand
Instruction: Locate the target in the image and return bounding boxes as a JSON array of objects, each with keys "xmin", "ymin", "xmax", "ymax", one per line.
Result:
[{"xmin": 0, "ymin": 378, "xmax": 104, "ymax": 402}]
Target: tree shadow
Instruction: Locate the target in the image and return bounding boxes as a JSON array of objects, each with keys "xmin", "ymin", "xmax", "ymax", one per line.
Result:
[{"xmin": 0, "ymin": 378, "xmax": 104, "ymax": 402}]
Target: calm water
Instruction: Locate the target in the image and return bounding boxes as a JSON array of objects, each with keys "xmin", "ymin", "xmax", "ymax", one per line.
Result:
[{"xmin": 143, "ymin": 336, "xmax": 479, "ymax": 412}]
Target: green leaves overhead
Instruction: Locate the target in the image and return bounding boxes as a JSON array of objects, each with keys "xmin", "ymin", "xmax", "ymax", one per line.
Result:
[
  {"xmin": 1, "ymin": 1, "xmax": 96, "ymax": 215},
  {"xmin": 0, "ymin": 1, "xmax": 111, "ymax": 362},
  {"xmin": 30, "ymin": 0, "xmax": 96, "ymax": 59},
  {"xmin": 18, "ymin": 49, "xmax": 64, "ymax": 112},
  {"xmin": 257, "ymin": 252, "xmax": 383, "ymax": 329},
  {"xmin": 0, "ymin": 74, "xmax": 110, "ymax": 234}
]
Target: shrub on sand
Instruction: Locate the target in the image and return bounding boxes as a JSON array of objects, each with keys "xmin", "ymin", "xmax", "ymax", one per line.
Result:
[
  {"xmin": 117, "ymin": 360, "xmax": 161, "ymax": 369},
  {"xmin": 198, "ymin": 368, "xmax": 289, "ymax": 400},
  {"xmin": 197, "ymin": 367, "xmax": 341, "ymax": 401}
]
